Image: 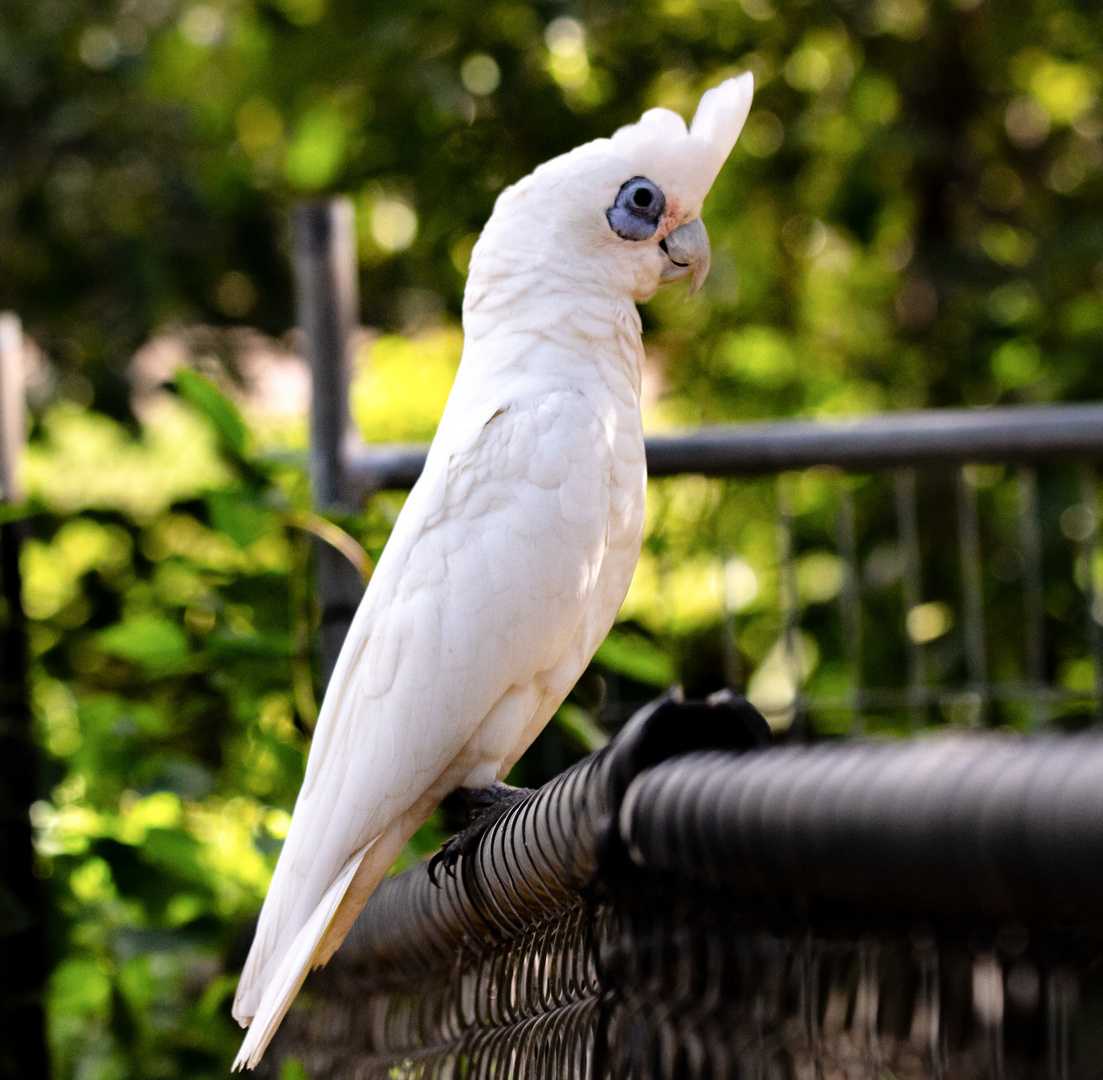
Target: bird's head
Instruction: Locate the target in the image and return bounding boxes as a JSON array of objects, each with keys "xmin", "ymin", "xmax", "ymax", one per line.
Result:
[{"xmin": 472, "ymin": 73, "xmax": 753, "ymax": 307}]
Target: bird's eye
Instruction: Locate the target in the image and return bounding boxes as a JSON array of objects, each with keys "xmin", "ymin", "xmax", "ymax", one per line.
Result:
[{"xmin": 606, "ymin": 176, "xmax": 666, "ymax": 241}]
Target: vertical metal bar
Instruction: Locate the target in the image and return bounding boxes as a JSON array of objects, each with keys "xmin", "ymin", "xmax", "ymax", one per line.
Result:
[
  {"xmin": 293, "ymin": 200, "xmax": 365, "ymax": 689},
  {"xmin": 0, "ymin": 313, "xmax": 49, "ymax": 1080},
  {"xmin": 804, "ymin": 936, "xmax": 819, "ymax": 1064},
  {"xmin": 895, "ymin": 469, "xmax": 925, "ymax": 729},
  {"xmin": 1078, "ymin": 465, "xmax": 1103, "ymax": 719},
  {"xmin": 857, "ymin": 939, "xmax": 880, "ymax": 1063},
  {"xmin": 1017, "ymin": 467, "xmax": 1046, "ymax": 727},
  {"xmin": 0, "ymin": 313, "xmax": 25, "ymax": 503},
  {"xmin": 916, "ymin": 942, "xmax": 942, "ymax": 1080},
  {"xmin": 776, "ymin": 475, "xmax": 805, "ymax": 737},
  {"xmin": 957, "ymin": 468, "xmax": 987, "ymax": 725},
  {"xmin": 835, "ymin": 482, "xmax": 862, "ymax": 733},
  {"xmin": 1047, "ymin": 970, "xmax": 1072, "ymax": 1080}
]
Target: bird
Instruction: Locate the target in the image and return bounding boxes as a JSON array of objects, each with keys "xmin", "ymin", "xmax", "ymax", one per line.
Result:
[{"xmin": 231, "ymin": 72, "xmax": 754, "ymax": 1069}]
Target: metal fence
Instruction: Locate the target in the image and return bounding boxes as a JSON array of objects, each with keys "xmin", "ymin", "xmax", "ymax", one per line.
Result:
[
  {"xmin": 346, "ymin": 405, "xmax": 1103, "ymax": 732},
  {"xmin": 292, "ymin": 201, "xmax": 1103, "ymax": 741},
  {"xmin": 259, "ymin": 693, "xmax": 1103, "ymax": 1080},
  {"xmin": 264, "ymin": 204, "xmax": 1103, "ymax": 1080}
]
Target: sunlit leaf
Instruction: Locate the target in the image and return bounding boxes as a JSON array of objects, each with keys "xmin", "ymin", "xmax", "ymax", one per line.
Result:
[
  {"xmin": 99, "ymin": 616, "xmax": 189, "ymax": 671},
  {"xmin": 595, "ymin": 630, "xmax": 675, "ymax": 688},
  {"xmin": 50, "ymin": 958, "xmax": 112, "ymax": 1018},
  {"xmin": 555, "ymin": 703, "xmax": 608, "ymax": 752},
  {"xmin": 176, "ymin": 369, "xmax": 248, "ymax": 460}
]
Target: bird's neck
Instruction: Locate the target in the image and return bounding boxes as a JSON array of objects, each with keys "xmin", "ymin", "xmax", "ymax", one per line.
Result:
[{"xmin": 461, "ymin": 258, "xmax": 645, "ymax": 408}]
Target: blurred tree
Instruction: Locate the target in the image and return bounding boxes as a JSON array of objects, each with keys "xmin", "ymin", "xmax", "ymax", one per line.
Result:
[{"xmin": 1, "ymin": 0, "xmax": 1101, "ymax": 422}]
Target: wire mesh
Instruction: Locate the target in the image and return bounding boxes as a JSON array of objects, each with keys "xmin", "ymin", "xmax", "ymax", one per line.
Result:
[
  {"xmin": 602, "ymin": 899, "xmax": 1098, "ymax": 1080},
  {"xmin": 260, "ymin": 707, "xmax": 1103, "ymax": 1080},
  {"xmin": 739, "ymin": 460, "xmax": 1103, "ymax": 734}
]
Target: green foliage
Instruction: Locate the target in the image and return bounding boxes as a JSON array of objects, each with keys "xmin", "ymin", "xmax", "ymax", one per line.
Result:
[
  {"xmin": 24, "ymin": 383, "xmax": 323, "ymax": 1078},
  {"xmin": 594, "ymin": 629, "xmax": 675, "ymax": 688},
  {"xmin": 175, "ymin": 370, "xmax": 249, "ymax": 462},
  {"xmin": 5, "ymin": 0, "xmax": 1103, "ymax": 423}
]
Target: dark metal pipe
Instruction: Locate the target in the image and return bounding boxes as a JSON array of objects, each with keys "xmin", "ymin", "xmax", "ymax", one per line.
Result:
[
  {"xmin": 345, "ymin": 403, "xmax": 1103, "ymax": 494},
  {"xmin": 644, "ymin": 404, "xmax": 1103, "ymax": 476},
  {"xmin": 620, "ymin": 736, "xmax": 1103, "ymax": 922},
  {"xmin": 292, "ymin": 200, "xmax": 365, "ymax": 686},
  {"xmin": 294, "ymin": 200, "xmax": 359, "ymax": 513}
]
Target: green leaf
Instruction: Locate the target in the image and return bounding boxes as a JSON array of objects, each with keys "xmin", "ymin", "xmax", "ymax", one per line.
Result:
[
  {"xmin": 554, "ymin": 703, "xmax": 608, "ymax": 753},
  {"xmin": 175, "ymin": 369, "xmax": 248, "ymax": 460},
  {"xmin": 594, "ymin": 630, "xmax": 675, "ymax": 688},
  {"xmin": 206, "ymin": 631, "xmax": 292, "ymax": 661},
  {"xmin": 284, "ymin": 105, "xmax": 346, "ymax": 190},
  {"xmin": 50, "ymin": 958, "xmax": 112, "ymax": 1018},
  {"xmin": 194, "ymin": 973, "xmax": 239, "ymax": 1021},
  {"xmin": 141, "ymin": 827, "xmax": 210, "ymax": 888},
  {"xmin": 280, "ymin": 1059, "xmax": 310, "ymax": 1080},
  {"xmin": 0, "ymin": 502, "xmax": 33, "ymax": 525},
  {"xmin": 117, "ymin": 956, "xmax": 157, "ymax": 1011},
  {"xmin": 207, "ymin": 490, "xmax": 277, "ymax": 548},
  {"xmin": 100, "ymin": 616, "xmax": 189, "ymax": 671}
]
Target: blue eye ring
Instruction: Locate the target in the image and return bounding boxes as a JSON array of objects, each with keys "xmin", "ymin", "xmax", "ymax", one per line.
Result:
[{"xmin": 606, "ymin": 176, "xmax": 666, "ymax": 241}]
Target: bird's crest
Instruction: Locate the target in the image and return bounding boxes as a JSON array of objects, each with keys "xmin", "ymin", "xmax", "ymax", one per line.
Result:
[{"xmin": 606, "ymin": 73, "xmax": 754, "ymax": 217}]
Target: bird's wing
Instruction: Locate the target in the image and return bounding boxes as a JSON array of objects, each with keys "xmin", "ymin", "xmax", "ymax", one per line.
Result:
[{"xmin": 233, "ymin": 388, "xmax": 616, "ymax": 1034}]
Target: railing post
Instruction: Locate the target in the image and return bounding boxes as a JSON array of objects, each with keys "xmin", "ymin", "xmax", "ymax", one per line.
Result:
[
  {"xmin": 292, "ymin": 200, "xmax": 365, "ymax": 689},
  {"xmin": 0, "ymin": 313, "xmax": 49, "ymax": 1080},
  {"xmin": 0, "ymin": 314, "xmax": 24, "ymax": 503}
]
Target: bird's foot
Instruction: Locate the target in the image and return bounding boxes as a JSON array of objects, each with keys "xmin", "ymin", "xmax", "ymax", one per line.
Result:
[{"xmin": 428, "ymin": 782, "xmax": 534, "ymax": 886}]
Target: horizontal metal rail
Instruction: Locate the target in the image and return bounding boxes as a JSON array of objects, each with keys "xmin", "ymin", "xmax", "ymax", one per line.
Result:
[
  {"xmin": 622, "ymin": 735, "xmax": 1103, "ymax": 921},
  {"xmin": 335, "ymin": 693, "xmax": 766, "ymax": 991},
  {"xmin": 334, "ymin": 701, "xmax": 1103, "ymax": 986},
  {"xmin": 269, "ymin": 699, "xmax": 1103, "ymax": 1079},
  {"xmin": 345, "ymin": 402, "xmax": 1103, "ymax": 494}
]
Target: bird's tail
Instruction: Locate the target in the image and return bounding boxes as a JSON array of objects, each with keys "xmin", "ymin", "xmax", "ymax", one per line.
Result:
[{"xmin": 231, "ymin": 850, "xmax": 363, "ymax": 1071}]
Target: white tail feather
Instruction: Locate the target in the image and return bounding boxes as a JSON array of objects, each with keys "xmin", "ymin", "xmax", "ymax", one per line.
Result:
[{"xmin": 232, "ymin": 849, "xmax": 364, "ymax": 1071}]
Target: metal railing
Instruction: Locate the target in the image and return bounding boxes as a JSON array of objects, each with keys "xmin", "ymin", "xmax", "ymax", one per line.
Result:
[
  {"xmin": 261, "ymin": 695, "xmax": 1103, "ymax": 1080},
  {"xmin": 344, "ymin": 403, "xmax": 1103, "ymax": 493},
  {"xmin": 338, "ymin": 411, "xmax": 1103, "ymax": 733},
  {"xmin": 291, "ymin": 199, "xmax": 1103, "ymax": 735}
]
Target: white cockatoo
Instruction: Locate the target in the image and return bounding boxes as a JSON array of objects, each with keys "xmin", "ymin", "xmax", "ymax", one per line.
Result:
[{"xmin": 232, "ymin": 73, "xmax": 754, "ymax": 1069}]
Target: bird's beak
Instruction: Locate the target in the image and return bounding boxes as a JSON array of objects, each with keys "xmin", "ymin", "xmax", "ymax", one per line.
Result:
[{"xmin": 659, "ymin": 218, "xmax": 711, "ymax": 297}]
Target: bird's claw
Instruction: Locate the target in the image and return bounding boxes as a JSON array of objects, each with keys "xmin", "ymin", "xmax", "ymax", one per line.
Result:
[
  {"xmin": 427, "ymin": 782, "xmax": 534, "ymax": 888},
  {"xmin": 427, "ymin": 839, "xmax": 461, "ymax": 886}
]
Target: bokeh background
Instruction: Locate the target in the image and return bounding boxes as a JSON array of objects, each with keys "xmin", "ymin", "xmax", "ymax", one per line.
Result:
[{"xmin": 3, "ymin": 0, "xmax": 1103, "ymax": 1075}]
